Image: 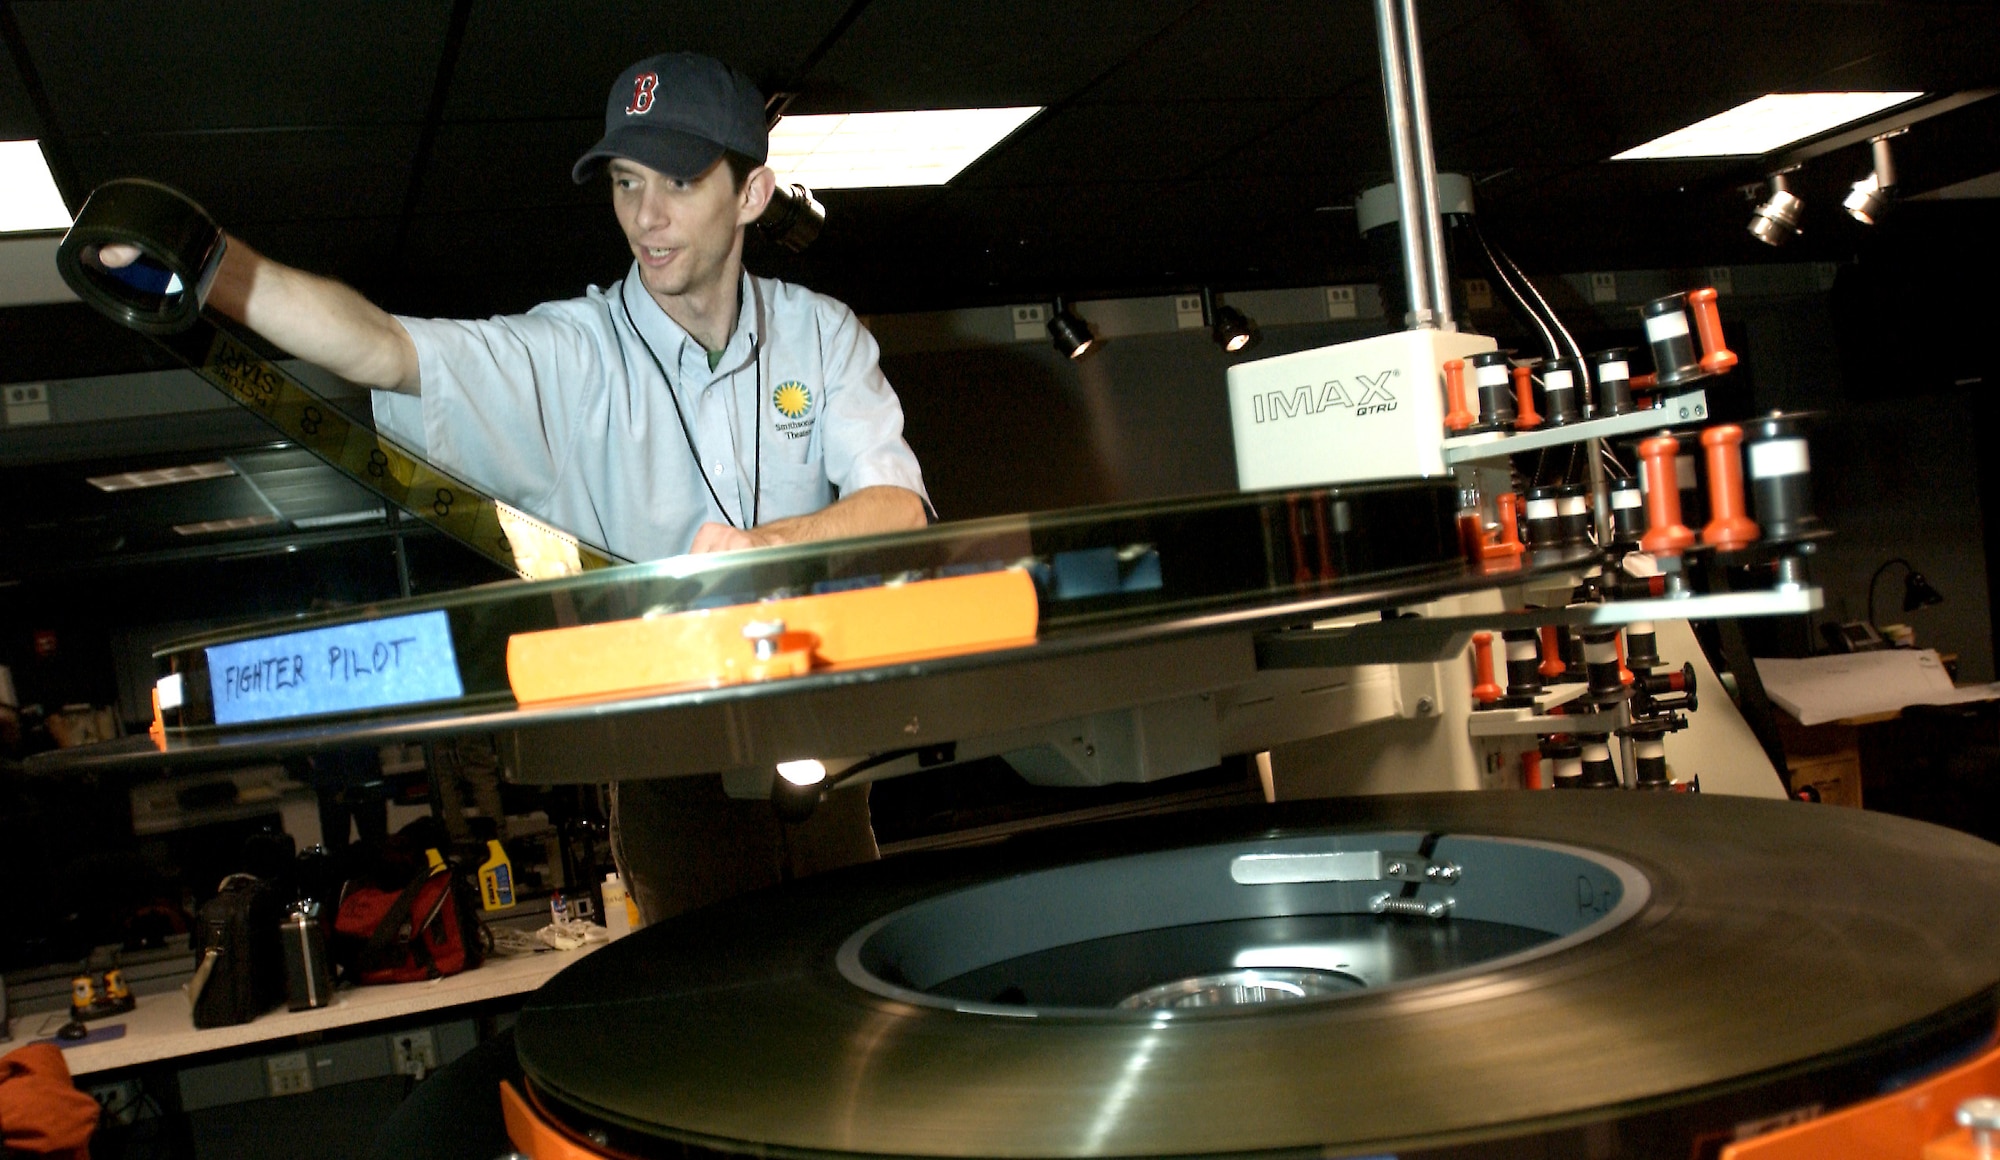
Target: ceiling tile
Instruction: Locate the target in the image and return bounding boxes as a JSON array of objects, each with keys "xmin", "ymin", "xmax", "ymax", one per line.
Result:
[
  {"xmin": 67, "ymin": 128, "xmax": 420, "ymax": 226},
  {"xmin": 415, "ymin": 120, "xmax": 607, "ymax": 214},
  {"xmin": 798, "ymin": 0, "xmax": 1203, "ymax": 113},
  {"xmin": 444, "ymin": 0, "xmax": 854, "ymax": 122},
  {"xmin": 0, "ymin": 39, "xmax": 37, "ymax": 138},
  {"xmin": 15, "ymin": 0, "xmax": 453, "ymax": 133}
]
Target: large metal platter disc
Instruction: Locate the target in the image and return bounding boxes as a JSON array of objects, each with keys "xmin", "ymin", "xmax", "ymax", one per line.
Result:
[{"xmin": 517, "ymin": 792, "xmax": 2000, "ymax": 1159}]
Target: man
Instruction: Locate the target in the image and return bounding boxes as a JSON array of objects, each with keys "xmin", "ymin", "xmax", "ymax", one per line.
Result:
[{"xmin": 104, "ymin": 53, "xmax": 928, "ymax": 926}]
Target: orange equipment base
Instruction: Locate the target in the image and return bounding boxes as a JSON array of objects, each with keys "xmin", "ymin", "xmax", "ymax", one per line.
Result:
[
  {"xmin": 1722, "ymin": 1031, "xmax": 2000, "ymax": 1159},
  {"xmin": 499, "ymin": 1032, "xmax": 2000, "ymax": 1160},
  {"xmin": 505, "ymin": 568, "xmax": 1040, "ymax": 706},
  {"xmin": 501, "ymin": 1079, "xmax": 612, "ymax": 1160}
]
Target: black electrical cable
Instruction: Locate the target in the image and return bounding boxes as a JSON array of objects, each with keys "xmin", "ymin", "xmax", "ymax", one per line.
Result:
[
  {"xmin": 1481, "ymin": 224, "xmax": 1585, "ymax": 365},
  {"xmin": 620, "ymin": 289, "xmax": 762, "ymax": 531},
  {"xmin": 1467, "ymin": 220, "xmax": 1559, "ymax": 361}
]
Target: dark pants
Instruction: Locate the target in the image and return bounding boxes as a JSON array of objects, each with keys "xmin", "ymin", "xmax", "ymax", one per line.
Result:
[
  {"xmin": 367, "ymin": 1028, "xmax": 520, "ymax": 1160},
  {"xmin": 608, "ymin": 774, "xmax": 878, "ymax": 923},
  {"xmin": 369, "ymin": 776, "xmax": 879, "ymax": 1158}
]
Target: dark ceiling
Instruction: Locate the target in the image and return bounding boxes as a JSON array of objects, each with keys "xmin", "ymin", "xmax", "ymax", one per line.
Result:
[{"xmin": 4, "ymin": 0, "xmax": 1998, "ymax": 322}]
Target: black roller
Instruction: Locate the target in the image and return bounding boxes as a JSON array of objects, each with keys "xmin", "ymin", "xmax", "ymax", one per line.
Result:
[
  {"xmin": 1642, "ymin": 293, "xmax": 1703, "ymax": 389},
  {"xmin": 1608, "ymin": 476, "xmax": 1646, "ymax": 549},
  {"xmin": 1590, "ymin": 347, "xmax": 1638, "ymax": 417},
  {"xmin": 1523, "ymin": 486, "xmax": 1562, "ymax": 549},
  {"xmin": 1745, "ymin": 412, "xmax": 1824, "ymax": 542},
  {"xmin": 1466, "ymin": 351, "xmax": 1515, "ymax": 432},
  {"xmin": 1538, "ymin": 357, "xmax": 1584, "ymax": 426}
]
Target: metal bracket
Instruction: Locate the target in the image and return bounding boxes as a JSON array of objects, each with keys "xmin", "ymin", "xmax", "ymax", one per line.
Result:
[
  {"xmin": 1443, "ymin": 389, "xmax": 1710, "ymax": 465},
  {"xmin": 1230, "ymin": 850, "xmax": 1461, "ymax": 885},
  {"xmin": 1256, "ymin": 585, "xmax": 1821, "ymax": 672}
]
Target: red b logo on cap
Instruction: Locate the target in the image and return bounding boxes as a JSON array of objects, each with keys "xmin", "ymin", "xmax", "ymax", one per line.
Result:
[{"xmin": 625, "ymin": 72, "xmax": 658, "ymax": 116}]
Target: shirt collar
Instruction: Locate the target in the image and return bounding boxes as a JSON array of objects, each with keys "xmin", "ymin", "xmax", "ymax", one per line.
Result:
[{"xmin": 620, "ymin": 267, "xmax": 762, "ymax": 373}]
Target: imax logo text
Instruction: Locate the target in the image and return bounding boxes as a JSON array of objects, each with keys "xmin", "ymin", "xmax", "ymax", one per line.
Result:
[{"xmin": 1251, "ymin": 370, "xmax": 1399, "ymax": 423}]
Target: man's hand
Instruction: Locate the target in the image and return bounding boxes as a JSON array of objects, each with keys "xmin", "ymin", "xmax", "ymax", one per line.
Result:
[
  {"xmin": 97, "ymin": 243, "xmax": 142, "ymax": 268},
  {"xmin": 689, "ymin": 522, "xmax": 767, "ymax": 554},
  {"xmin": 686, "ymin": 486, "xmax": 926, "ymax": 555}
]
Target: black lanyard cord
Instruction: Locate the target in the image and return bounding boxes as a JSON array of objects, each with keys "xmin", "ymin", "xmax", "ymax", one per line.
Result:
[{"xmin": 619, "ymin": 288, "xmax": 761, "ymax": 531}]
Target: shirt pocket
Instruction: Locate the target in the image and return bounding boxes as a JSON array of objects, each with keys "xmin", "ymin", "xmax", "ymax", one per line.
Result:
[{"xmin": 757, "ymin": 458, "xmax": 832, "ymax": 523}]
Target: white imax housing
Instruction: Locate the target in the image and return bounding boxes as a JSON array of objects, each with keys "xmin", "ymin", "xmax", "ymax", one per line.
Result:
[{"xmin": 1227, "ymin": 329, "xmax": 1495, "ymax": 489}]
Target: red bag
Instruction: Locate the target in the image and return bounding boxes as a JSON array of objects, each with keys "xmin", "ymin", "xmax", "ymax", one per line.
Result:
[{"xmin": 333, "ymin": 866, "xmax": 487, "ymax": 984}]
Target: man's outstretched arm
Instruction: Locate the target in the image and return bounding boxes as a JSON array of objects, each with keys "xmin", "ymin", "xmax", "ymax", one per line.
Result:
[
  {"xmin": 99, "ymin": 238, "xmax": 420, "ymax": 394},
  {"xmin": 688, "ymin": 485, "xmax": 927, "ymax": 554}
]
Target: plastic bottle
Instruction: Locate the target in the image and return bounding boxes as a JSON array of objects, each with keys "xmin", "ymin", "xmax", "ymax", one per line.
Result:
[
  {"xmin": 477, "ymin": 839, "xmax": 514, "ymax": 911},
  {"xmin": 602, "ymin": 872, "xmax": 634, "ymax": 940}
]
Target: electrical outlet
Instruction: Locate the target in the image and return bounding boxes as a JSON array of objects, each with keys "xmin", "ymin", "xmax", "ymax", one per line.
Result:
[
  {"xmin": 1589, "ymin": 272, "xmax": 1618, "ymax": 303},
  {"xmin": 3, "ymin": 383, "xmax": 49, "ymax": 425},
  {"xmin": 1009, "ymin": 303, "xmax": 1049, "ymax": 341},
  {"xmin": 87, "ymin": 1079, "xmax": 142, "ymax": 1125},
  {"xmin": 391, "ymin": 1029, "xmax": 438, "ymax": 1077},
  {"xmin": 1325, "ymin": 285, "xmax": 1358, "ymax": 320},
  {"xmin": 1173, "ymin": 295, "xmax": 1204, "ymax": 330},
  {"xmin": 266, "ymin": 1051, "xmax": 313, "ymax": 1096}
]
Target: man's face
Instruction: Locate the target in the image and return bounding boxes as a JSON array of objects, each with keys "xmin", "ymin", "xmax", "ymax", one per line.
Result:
[{"xmin": 609, "ymin": 156, "xmax": 762, "ymax": 304}]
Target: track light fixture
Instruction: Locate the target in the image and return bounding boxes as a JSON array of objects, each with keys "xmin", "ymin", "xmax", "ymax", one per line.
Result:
[
  {"xmin": 1048, "ymin": 297, "xmax": 1095, "ymax": 360},
  {"xmin": 1200, "ymin": 286, "xmax": 1260, "ymax": 354},
  {"xmin": 758, "ymin": 182, "xmax": 826, "ymax": 252},
  {"xmin": 770, "ymin": 759, "xmax": 828, "ymax": 823},
  {"xmin": 1842, "ymin": 131, "xmax": 1903, "ymax": 226},
  {"xmin": 1748, "ymin": 169, "xmax": 1805, "ymax": 247}
]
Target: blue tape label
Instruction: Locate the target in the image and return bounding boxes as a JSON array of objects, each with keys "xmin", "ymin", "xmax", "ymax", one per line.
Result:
[{"xmin": 205, "ymin": 610, "xmax": 464, "ymax": 725}]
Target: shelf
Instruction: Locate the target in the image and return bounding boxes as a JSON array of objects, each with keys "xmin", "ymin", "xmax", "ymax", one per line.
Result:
[
  {"xmin": 1442, "ymin": 389, "xmax": 1711, "ymax": 466},
  {"xmin": 1256, "ymin": 583, "xmax": 1821, "ymax": 671}
]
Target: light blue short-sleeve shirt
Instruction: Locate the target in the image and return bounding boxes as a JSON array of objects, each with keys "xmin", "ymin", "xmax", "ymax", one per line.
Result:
[{"xmin": 371, "ymin": 267, "xmax": 929, "ymax": 563}]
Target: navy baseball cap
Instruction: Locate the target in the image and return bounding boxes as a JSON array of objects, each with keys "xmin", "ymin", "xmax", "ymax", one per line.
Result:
[{"xmin": 572, "ymin": 53, "xmax": 768, "ymax": 184}]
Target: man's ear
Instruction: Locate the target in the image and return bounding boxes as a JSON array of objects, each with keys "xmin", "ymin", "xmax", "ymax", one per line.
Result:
[{"xmin": 739, "ymin": 165, "xmax": 777, "ymax": 227}]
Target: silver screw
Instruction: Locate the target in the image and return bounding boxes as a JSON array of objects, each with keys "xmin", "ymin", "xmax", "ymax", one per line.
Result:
[
  {"xmin": 1415, "ymin": 696, "xmax": 1435, "ymax": 715},
  {"xmin": 1959, "ymin": 1097, "xmax": 2000, "ymax": 1158},
  {"xmin": 742, "ymin": 619, "xmax": 786, "ymax": 659}
]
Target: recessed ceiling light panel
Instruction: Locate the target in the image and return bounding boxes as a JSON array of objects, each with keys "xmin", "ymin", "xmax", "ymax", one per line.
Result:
[
  {"xmin": 87, "ymin": 461, "xmax": 237, "ymax": 492},
  {"xmin": 173, "ymin": 514, "xmax": 279, "ymax": 537},
  {"xmin": 767, "ymin": 107, "xmax": 1042, "ymax": 189},
  {"xmin": 0, "ymin": 140, "xmax": 72, "ymax": 233},
  {"xmin": 1613, "ymin": 93, "xmax": 1925, "ymax": 160}
]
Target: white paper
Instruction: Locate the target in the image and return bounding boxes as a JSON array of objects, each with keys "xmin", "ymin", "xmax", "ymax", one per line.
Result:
[{"xmin": 1754, "ymin": 649, "xmax": 2000, "ymax": 726}]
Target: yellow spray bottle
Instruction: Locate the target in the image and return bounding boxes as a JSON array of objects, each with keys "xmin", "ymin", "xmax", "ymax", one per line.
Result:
[{"xmin": 477, "ymin": 839, "xmax": 514, "ymax": 910}]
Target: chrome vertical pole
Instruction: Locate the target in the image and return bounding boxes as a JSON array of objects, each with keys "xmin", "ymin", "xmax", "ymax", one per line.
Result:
[
  {"xmin": 1373, "ymin": 0, "xmax": 1435, "ymax": 330},
  {"xmin": 1398, "ymin": 0, "xmax": 1454, "ymax": 332}
]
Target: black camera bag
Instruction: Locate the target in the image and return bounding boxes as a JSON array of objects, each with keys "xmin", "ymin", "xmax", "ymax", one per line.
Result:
[{"xmin": 188, "ymin": 873, "xmax": 285, "ymax": 1028}]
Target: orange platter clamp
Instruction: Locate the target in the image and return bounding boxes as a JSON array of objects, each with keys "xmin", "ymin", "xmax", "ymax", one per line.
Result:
[
  {"xmin": 1720, "ymin": 1033, "xmax": 2000, "ymax": 1160},
  {"xmin": 505, "ymin": 568, "xmax": 1041, "ymax": 706}
]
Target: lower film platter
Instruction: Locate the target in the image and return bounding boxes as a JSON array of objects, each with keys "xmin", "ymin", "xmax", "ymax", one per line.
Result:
[{"xmin": 517, "ymin": 792, "xmax": 2000, "ymax": 1159}]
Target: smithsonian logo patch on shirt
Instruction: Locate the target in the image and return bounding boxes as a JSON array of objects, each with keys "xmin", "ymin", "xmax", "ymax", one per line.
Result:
[{"xmin": 773, "ymin": 381, "xmax": 813, "ymax": 419}]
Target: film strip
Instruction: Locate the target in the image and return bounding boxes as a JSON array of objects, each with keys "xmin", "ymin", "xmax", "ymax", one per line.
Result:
[{"xmin": 55, "ymin": 179, "xmax": 627, "ymax": 580}]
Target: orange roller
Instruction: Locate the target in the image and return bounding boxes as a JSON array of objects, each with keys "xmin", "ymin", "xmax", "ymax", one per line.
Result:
[
  {"xmin": 1480, "ymin": 492, "xmax": 1525, "ymax": 560},
  {"xmin": 1688, "ymin": 287, "xmax": 1738, "ymax": 375},
  {"xmin": 1442, "ymin": 359, "xmax": 1475, "ymax": 431},
  {"xmin": 1538, "ymin": 625, "xmax": 1566, "ymax": 680},
  {"xmin": 1700, "ymin": 423, "xmax": 1759, "ymax": 550},
  {"xmin": 1638, "ymin": 434, "xmax": 1696, "ymax": 557},
  {"xmin": 1471, "ymin": 632, "xmax": 1502, "ymax": 705},
  {"xmin": 1512, "ymin": 364, "xmax": 1542, "ymax": 429}
]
